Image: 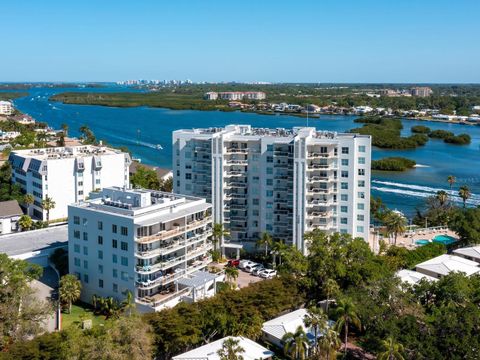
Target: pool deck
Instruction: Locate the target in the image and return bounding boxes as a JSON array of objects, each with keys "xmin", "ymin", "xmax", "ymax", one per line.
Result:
[{"xmin": 369, "ymin": 226, "xmax": 459, "ymax": 252}]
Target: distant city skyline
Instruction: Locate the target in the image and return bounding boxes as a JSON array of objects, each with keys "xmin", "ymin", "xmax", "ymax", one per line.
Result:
[{"xmin": 1, "ymin": 0, "xmax": 479, "ymax": 83}]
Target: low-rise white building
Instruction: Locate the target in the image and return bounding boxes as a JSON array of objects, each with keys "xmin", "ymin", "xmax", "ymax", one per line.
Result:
[
  {"xmin": 395, "ymin": 269, "xmax": 437, "ymax": 286},
  {"xmin": 0, "ymin": 131, "xmax": 21, "ymax": 142},
  {"xmin": 68, "ymin": 187, "xmax": 217, "ymax": 312},
  {"xmin": 9, "ymin": 145, "xmax": 131, "ymax": 221},
  {"xmin": 0, "ymin": 200, "xmax": 23, "ymax": 235},
  {"xmin": 0, "ymin": 101, "xmax": 14, "ymax": 115},
  {"xmin": 415, "ymin": 254, "xmax": 480, "ymax": 279},
  {"xmin": 453, "ymin": 246, "xmax": 480, "ymax": 263},
  {"xmin": 172, "ymin": 336, "xmax": 274, "ymax": 360},
  {"xmin": 204, "ymin": 92, "xmax": 219, "ymax": 100}
]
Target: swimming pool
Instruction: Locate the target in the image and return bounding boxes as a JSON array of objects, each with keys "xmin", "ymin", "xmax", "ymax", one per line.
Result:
[
  {"xmin": 415, "ymin": 239, "xmax": 430, "ymax": 246},
  {"xmin": 433, "ymin": 235, "xmax": 457, "ymax": 245}
]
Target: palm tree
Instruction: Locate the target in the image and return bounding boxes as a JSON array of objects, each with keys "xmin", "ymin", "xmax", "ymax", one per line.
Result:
[
  {"xmin": 256, "ymin": 231, "xmax": 273, "ymax": 257},
  {"xmin": 59, "ymin": 274, "xmax": 82, "ymax": 314},
  {"xmin": 384, "ymin": 211, "xmax": 407, "ymax": 245},
  {"xmin": 42, "ymin": 195, "xmax": 56, "ymax": 223},
  {"xmin": 272, "ymin": 240, "xmax": 288, "ymax": 267},
  {"xmin": 224, "ymin": 265, "xmax": 239, "ymax": 289},
  {"xmin": 91, "ymin": 294, "xmax": 98, "ymax": 312},
  {"xmin": 217, "ymin": 338, "xmax": 245, "ymax": 360},
  {"xmin": 447, "ymin": 175, "xmax": 456, "ymax": 190},
  {"xmin": 18, "ymin": 214, "xmax": 33, "ymax": 231},
  {"xmin": 319, "ymin": 328, "xmax": 342, "ymax": 360},
  {"xmin": 334, "ymin": 298, "xmax": 361, "ymax": 358},
  {"xmin": 436, "ymin": 190, "xmax": 449, "ymax": 207},
  {"xmin": 324, "ymin": 278, "xmax": 340, "ymax": 315},
  {"xmin": 211, "ymin": 223, "xmax": 229, "ymax": 253},
  {"xmin": 23, "ymin": 193, "xmax": 34, "ymax": 216},
  {"xmin": 458, "ymin": 185, "xmax": 471, "ymax": 208},
  {"xmin": 303, "ymin": 306, "xmax": 328, "ymax": 356},
  {"xmin": 122, "ymin": 290, "xmax": 136, "ymax": 316},
  {"xmin": 378, "ymin": 336, "xmax": 405, "ymax": 360},
  {"xmin": 61, "ymin": 123, "xmax": 69, "ymax": 137},
  {"xmin": 282, "ymin": 326, "xmax": 309, "ymax": 360}
]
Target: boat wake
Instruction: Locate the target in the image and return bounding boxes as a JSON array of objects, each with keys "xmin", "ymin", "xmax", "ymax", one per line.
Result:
[
  {"xmin": 105, "ymin": 133, "xmax": 163, "ymax": 150},
  {"xmin": 372, "ymin": 180, "xmax": 480, "ymax": 206}
]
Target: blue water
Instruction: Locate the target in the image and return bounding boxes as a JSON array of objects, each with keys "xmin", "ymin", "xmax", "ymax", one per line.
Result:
[
  {"xmin": 432, "ymin": 235, "xmax": 457, "ymax": 245},
  {"xmin": 11, "ymin": 87, "xmax": 480, "ymax": 218}
]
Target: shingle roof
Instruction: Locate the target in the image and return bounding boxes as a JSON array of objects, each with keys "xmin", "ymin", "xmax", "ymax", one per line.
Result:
[{"xmin": 0, "ymin": 200, "xmax": 23, "ymax": 218}]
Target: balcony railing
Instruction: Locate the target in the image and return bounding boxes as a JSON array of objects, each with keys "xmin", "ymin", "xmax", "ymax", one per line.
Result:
[
  {"xmin": 136, "ymin": 269, "xmax": 187, "ymax": 289},
  {"xmin": 136, "ymin": 230, "xmax": 211, "ymax": 258},
  {"xmin": 136, "ymin": 255, "xmax": 186, "ymax": 274}
]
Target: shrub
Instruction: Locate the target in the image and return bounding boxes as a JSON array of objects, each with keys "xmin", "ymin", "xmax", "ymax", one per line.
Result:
[
  {"xmin": 411, "ymin": 125, "xmax": 431, "ymax": 134},
  {"xmin": 371, "ymin": 157, "xmax": 416, "ymax": 171},
  {"xmin": 429, "ymin": 129, "xmax": 454, "ymax": 139}
]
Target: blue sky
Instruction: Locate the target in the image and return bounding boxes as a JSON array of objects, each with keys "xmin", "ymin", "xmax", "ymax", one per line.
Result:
[{"xmin": 1, "ymin": 0, "xmax": 479, "ymax": 83}]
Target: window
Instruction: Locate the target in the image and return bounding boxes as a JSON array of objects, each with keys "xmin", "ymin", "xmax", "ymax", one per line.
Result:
[
  {"xmin": 98, "ymin": 279, "xmax": 104, "ymax": 288},
  {"xmin": 341, "ymin": 206, "xmax": 348, "ymax": 213},
  {"xmin": 83, "ymin": 246, "xmax": 88, "ymax": 255},
  {"xmin": 121, "ymin": 257, "xmax": 128, "ymax": 266},
  {"xmin": 266, "ymin": 202, "xmax": 273, "ymax": 209},
  {"xmin": 95, "ymin": 179, "xmax": 101, "ymax": 185},
  {"xmin": 341, "ymin": 147, "xmax": 349, "ymax": 154},
  {"xmin": 266, "ymin": 167, "xmax": 273, "ymax": 174},
  {"xmin": 341, "ymin": 171, "xmax": 348, "ymax": 178},
  {"xmin": 83, "ymin": 260, "xmax": 88, "ymax": 269},
  {"xmin": 358, "ymin": 157, "xmax": 365, "ymax": 165},
  {"xmin": 73, "ymin": 216, "xmax": 80, "ymax": 225},
  {"xmin": 98, "ymin": 250, "xmax": 103, "ymax": 260},
  {"xmin": 341, "ymin": 194, "xmax": 348, "ymax": 201},
  {"xmin": 112, "ymin": 224, "xmax": 117, "ymax": 233},
  {"xmin": 113, "ymin": 283, "xmax": 118, "ymax": 293},
  {"xmin": 266, "ymin": 156, "xmax": 273, "ymax": 163},
  {"xmin": 74, "ymin": 230, "xmax": 80, "ymax": 239},
  {"xmin": 358, "ymin": 169, "xmax": 365, "ymax": 176},
  {"xmin": 98, "ymin": 221, "xmax": 103, "ymax": 230},
  {"xmin": 83, "ymin": 232, "xmax": 88, "ymax": 241},
  {"xmin": 340, "ymin": 229, "xmax": 348, "ymax": 234},
  {"xmin": 121, "ymin": 271, "xmax": 129, "ymax": 281},
  {"xmin": 358, "ymin": 145, "xmax": 366, "ymax": 153},
  {"xmin": 357, "ymin": 226, "xmax": 364, "ymax": 233},
  {"xmin": 83, "ymin": 274, "xmax": 89, "ymax": 283},
  {"xmin": 357, "ymin": 203, "xmax": 365, "ymax": 210},
  {"xmin": 358, "ymin": 192, "xmax": 365, "ymax": 199},
  {"xmin": 266, "ymin": 190, "xmax": 273, "ymax": 197},
  {"xmin": 98, "ymin": 264, "xmax": 103, "ymax": 274},
  {"xmin": 121, "ymin": 241, "xmax": 128, "ymax": 251},
  {"xmin": 112, "ymin": 254, "xmax": 118, "ymax": 263},
  {"xmin": 340, "ymin": 218, "xmax": 348, "ymax": 224},
  {"xmin": 357, "ymin": 214, "xmax": 365, "ymax": 221},
  {"xmin": 113, "ymin": 269, "xmax": 118, "ymax": 278},
  {"xmin": 266, "ymin": 179, "xmax": 273, "ymax": 186},
  {"xmin": 253, "ymin": 199, "xmax": 259, "ymax": 205},
  {"xmin": 267, "ymin": 144, "xmax": 273, "ymax": 151},
  {"xmin": 185, "ymin": 173, "xmax": 192, "ymax": 180},
  {"xmin": 121, "ymin": 226, "xmax": 128, "ymax": 236},
  {"xmin": 82, "ymin": 218, "xmax": 87, "ymax": 225},
  {"xmin": 78, "ymin": 181, "xmax": 83, "ymax": 186},
  {"xmin": 112, "ymin": 239, "xmax": 118, "ymax": 248},
  {"xmin": 74, "ymin": 244, "xmax": 80, "ymax": 253},
  {"xmin": 74, "ymin": 257, "xmax": 80, "ymax": 267},
  {"xmin": 358, "ymin": 180, "xmax": 365, "ymax": 187},
  {"xmin": 341, "ymin": 182, "xmax": 348, "ymax": 190},
  {"xmin": 341, "ymin": 159, "xmax": 349, "ymax": 166},
  {"xmin": 98, "ymin": 235, "xmax": 103, "ymax": 245}
]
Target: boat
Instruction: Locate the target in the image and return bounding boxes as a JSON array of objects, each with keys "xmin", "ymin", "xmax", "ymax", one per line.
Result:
[{"xmin": 155, "ymin": 144, "xmax": 163, "ymax": 150}]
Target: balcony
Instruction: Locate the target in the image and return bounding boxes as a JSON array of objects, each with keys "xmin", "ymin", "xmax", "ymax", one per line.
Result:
[
  {"xmin": 224, "ymin": 159, "xmax": 248, "ymax": 166},
  {"xmin": 136, "ymin": 255, "xmax": 186, "ymax": 274},
  {"xmin": 224, "ymin": 170, "xmax": 246, "ymax": 177},
  {"xmin": 307, "ymin": 152, "xmax": 331, "ymax": 159},
  {"xmin": 136, "ymin": 269, "xmax": 187, "ymax": 289},
  {"xmin": 136, "ymin": 287, "xmax": 192, "ymax": 310},
  {"xmin": 226, "ymin": 147, "xmax": 248, "ymax": 154},
  {"xmin": 186, "ymin": 244, "xmax": 212, "ymax": 260}
]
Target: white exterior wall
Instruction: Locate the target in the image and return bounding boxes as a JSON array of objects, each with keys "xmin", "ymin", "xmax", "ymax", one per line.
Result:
[{"xmin": 0, "ymin": 101, "xmax": 13, "ymax": 115}]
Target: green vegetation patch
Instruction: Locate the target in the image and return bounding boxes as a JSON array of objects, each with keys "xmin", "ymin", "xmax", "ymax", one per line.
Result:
[
  {"xmin": 372, "ymin": 157, "xmax": 416, "ymax": 171},
  {"xmin": 0, "ymin": 92, "xmax": 28, "ymax": 101},
  {"xmin": 61, "ymin": 303, "xmax": 105, "ymax": 329},
  {"xmin": 429, "ymin": 129, "xmax": 471, "ymax": 144},
  {"xmin": 411, "ymin": 125, "xmax": 431, "ymax": 134}
]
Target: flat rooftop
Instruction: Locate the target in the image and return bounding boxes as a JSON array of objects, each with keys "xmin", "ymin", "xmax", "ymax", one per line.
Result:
[
  {"xmin": 0, "ymin": 225, "xmax": 67, "ymax": 256},
  {"xmin": 11, "ymin": 145, "xmax": 125, "ymax": 160}
]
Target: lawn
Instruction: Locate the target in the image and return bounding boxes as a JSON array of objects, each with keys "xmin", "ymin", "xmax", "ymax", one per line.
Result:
[{"xmin": 61, "ymin": 302, "xmax": 106, "ymax": 329}]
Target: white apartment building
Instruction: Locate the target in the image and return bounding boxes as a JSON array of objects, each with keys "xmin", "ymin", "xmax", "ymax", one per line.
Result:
[
  {"xmin": 173, "ymin": 125, "xmax": 371, "ymax": 254},
  {"xmin": 68, "ymin": 187, "xmax": 215, "ymax": 312},
  {"xmin": 0, "ymin": 101, "xmax": 14, "ymax": 115},
  {"xmin": 204, "ymin": 92, "xmax": 219, "ymax": 100},
  {"xmin": 9, "ymin": 145, "xmax": 131, "ymax": 221}
]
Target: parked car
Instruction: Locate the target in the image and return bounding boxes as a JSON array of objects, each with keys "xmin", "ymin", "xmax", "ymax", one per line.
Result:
[
  {"xmin": 239, "ymin": 260, "xmax": 256, "ymax": 269},
  {"xmin": 244, "ymin": 262, "xmax": 260, "ymax": 273},
  {"xmin": 252, "ymin": 264, "xmax": 266, "ymax": 276},
  {"xmin": 227, "ymin": 259, "xmax": 240, "ymax": 268},
  {"xmin": 259, "ymin": 269, "xmax": 277, "ymax": 279}
]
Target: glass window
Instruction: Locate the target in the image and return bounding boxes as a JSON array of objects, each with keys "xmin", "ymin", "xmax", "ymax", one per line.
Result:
[
  {"xmin": 358, "ymin": 157, "xmax": 365, "ymax": 164},
  {"xmin": 340, "ymin": 229, "xmax": 348, "ymax": 234},
  {"xmin": 112, "ymin": 224, "xmax": 117, "ymax": 233},
  {"xmin": 83, "ymin": 246, "xmax": 88, "ymax": 255},
  {"xmin": 358, "ymin": 192, "xmax": 365, "ymax": 199},
  {"xmin": 341, "ymin": 159, "xmax": 349, "ymax": 166},
  {"xmin": 358, "ymin": 169, "xmax": 365, "ymax": 176},
  {"xmin": 98, "ymin": 279, "xmax": 104, "ymax": 288},
  {"xmin": 113, "ymin": 269, "xmax": 118, "ymax": 278},
  {"xmin": 341, "ymin": 194, "xmax": 348, "ymax": 201},
  {"xmin": 341, "ymin": 171, "xmax": 348, "ymax": 178},
  {"xmin": 266, "ymin": 179, "xmax": 273, "ymax": 186},
  {"xmin": 121, "ymin": 271, "xmax": 129, "ymax": 281},
  {"xmin": 266, "ymin": 190, "xmax": 273, "ymax": 197},
  {"xmin": 112, "ymin": 254, "xmax": 117, "ymax": 263},
  {"xmin": 98, "ymin": 221, "xmax": 103, "ymax": 230},
  {"xmin": 358, "ymin": 180, "xmax": 365, "ymax": 187},
  {"xmin": 357, "ymin": 214, "xmax": 365, "ymax": 221},
  {"xmin": 357, "ymin": 226, "xmax": 365, "ymax": 233},
  {"xmin": 121, "ymin": 227, "xmax": 128, "ymax": 236},
  {"xmin": 74, "ymin": 257, "xmax": 80, "ymax": 266},
  {"xmin": 266, "ymin": 156, "xmax": 273, "ymax": 163},
  {"xmin": 74, "ymin": 230, "xmax": 80, "ymax": 239},
  {"xmin": 341, "ymin": 206, "xmax": 348, "ymax": 213},
  {"xmin": 266, "ymin": 167, "xmax": 273, "ymax": 174},
  {"xmin": 113, "ymin": 283, "xmax": 118, "ymax": 293},
  {"xmin": 83, "ymin": 260, "xmax": 88, "ymax": 269},
  {"xmin": 121, "ymin": 241, "xmax": 128, "ymax": 251},
  {"xmin": 73, "ymin": 216, "xmax": 80, "ymax": 225},
  {"xmin": 83, "ymin": 274, "xmax": 89, "ymax": 283},
  {"xmin": 358, "ymin": 145, "xmax": 366, "ymax": 153},
  {"xmin": 357, "ymin": 203, "xmax": 365, "ymax": 210},
  {"xmin": 121, "ymin": 256, "xmax": 128, "ymax": 266},
  {"xmin": 341, "ymin": 147, "xmax": 349, "ymax": 154},
  {"xmin": 74, "ymin": 244, "xmax": 80, "ymax": 253},
  {"xmin": 98, "ymin": 264, "xmax": 103, "ymax": 274},
  {"xmin": 83, "ymin": 232, "xmax": 88, "ymax": 241},
  {"xmin": 98, "ymin": 235, "xmax": 103, "ymax": 245},
  {"xmin": 340, "ymin": 218, "xmax": 348, "ymax": 224},
  {"xmin": 112, "ymin": 239, "xmax": 118, "ymax": 248},
  {"xmin": 98, "ymin": 250, "xmax": 103, "ymax": 260},
  {"xmin": 341, "ymin": 182, "xmax": 348, "ymax": 190}
]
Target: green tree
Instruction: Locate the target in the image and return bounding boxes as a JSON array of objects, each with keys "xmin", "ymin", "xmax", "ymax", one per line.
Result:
[
  {"xmin": 41, "ymin": 195, "xmax": 55, "ymax": 222},
  {"xmin": 122, "ymin": 290, "xmax": 136, "ymax": 317},
  {"xmin": 458, "ymin": 185, "xmax": 471, "ymax": 208},
  {"xmin": 447, "ymin": 175, "xmax": 456, "ymax": 190},
  {"xmin": 282, "ymin": 326, "xmax": 309, "ymax": 360},
  {"xmin": 212, "ymin": 223, "xmax": 229, "ymax": 254},
  {"xmin": 334, "ymin": 298, "xmax": 361, "ymax": 358},
  {"xmin": 319, "ymin": 328, "xmax": 341, "ymax": 360},
  {"xmin": 61, "ymin": 123, "xmax": 69, "ymax": 137},
  {"xmin": 384, "ymin": 211, "xmax": 407, "ymax": 245},
  {"xmin": 0, "ymin": 162, "xmax": 22, "ymax": 202},
  {"xmin": 378, "ymin": 337, "xmax": 405, "ymax": 360},
  {"xmin": 449, "ymin": 208, "xmax": 480, "ymax": 245},
  {"xmin": 18, "ymin": 214, "xmax": 32, "ymax": 231},
  {"xmin": 160, "ymin": 176, "xmax": 173, "ymax": 192},
  {"xmin": 217, "ymin": 337, "xmax": 245, "ymax": 360},
  {"xmin": 225, "ymin": 265, "xmax": 239, "ymax": 289},
  {"xmin": 79, "ymin": 125, "xmax": 97, "ymax": 145},
  {"xmin": 256, "ymin": 231, "xmax": 272, "ymax": 257},
  {"xmin": 22, "ymin": 193, "xmax": 34, "ymax": 216},
  {"xmin": 323, "ymin": 278, "xmax": 340, "ymax": 314},
  {"xmin": 436, "ymin": 190, "xmax": 448, "ymax": 207},
  {"xmin": 303, "ymin": 306, "xmax": 328, "ymax": 356},
  {"xmin": 130, "ymin": 164, "xmax": 161, "ymax": 190},
  {"xmin": 59, "ymin": 274, "xmax": 82, "ymax": 314}
]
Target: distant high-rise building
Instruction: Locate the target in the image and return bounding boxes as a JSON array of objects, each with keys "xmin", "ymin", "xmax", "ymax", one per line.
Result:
[
  {"xmin": 173, "ymin": 125, "xmax": 371, "ymax": 254},
  {"xmin": 411, "ymin": 87, "xmax": 433, "ymax": 97},
  {"xmin": 0, "ymin": 101, "xmax": 14, "ymax": 115},
  {"xmin": 9, "ymin": 145, "xmax": 131, "ymax": 221}
]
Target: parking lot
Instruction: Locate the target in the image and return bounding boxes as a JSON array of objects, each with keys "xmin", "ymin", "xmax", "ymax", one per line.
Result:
[{"xmin": 236, "ymin": 266, "xmax": 264, "ymax": 288}]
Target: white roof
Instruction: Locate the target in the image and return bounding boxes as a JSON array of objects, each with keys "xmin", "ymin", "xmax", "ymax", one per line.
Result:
[
  {"xmin": 415, "ymin": 254, "xmax": 480, "ymax": 277},
  {"xmin": 262, "ymin": 309, "xmax": 311, "ymax": 341},
  {"xmin": 172, "ymin": 336, "xmax": 273, "ymax": 360},
  {"xmin": 453, "ymin": 246, "xmax": 480, "ymax": 261},
  {"xmin": 396, "ymin": 269, "xmax": 437, "ymax": 285}
]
